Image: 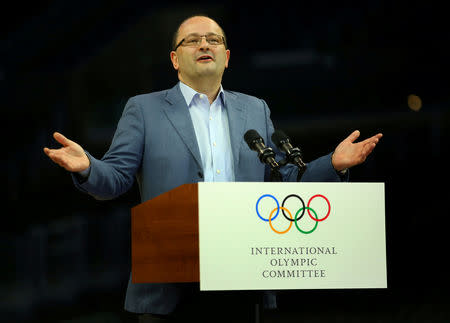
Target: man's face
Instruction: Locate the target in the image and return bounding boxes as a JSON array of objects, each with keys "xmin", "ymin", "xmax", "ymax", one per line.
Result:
[{"xmin": 170, "ymin": 17, "xmax": 230, "ymax": 83}]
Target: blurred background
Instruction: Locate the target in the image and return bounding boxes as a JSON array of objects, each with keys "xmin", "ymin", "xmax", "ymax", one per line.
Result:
[{"xmin": 2, "ymin": 0, "xmax": 449, "ymax": 322}]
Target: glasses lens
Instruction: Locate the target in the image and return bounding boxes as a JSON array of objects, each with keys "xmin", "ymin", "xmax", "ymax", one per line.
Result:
[
  {"xmin": 183, "ymin": 35, "xmax": 201, "ymax": 46},
  {"xmin": 181, "ymin": 34, "xmax": 224, "ymax": 47},
  {"xmin": 206, "ymin": 34, "xmax": 223, "ymax": 45}
]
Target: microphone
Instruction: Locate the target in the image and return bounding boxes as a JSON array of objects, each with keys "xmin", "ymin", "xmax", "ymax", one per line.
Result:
[
  {"xmin": 271, "ymin": 130, "xmax": 307, "ymax": 171},
  {"xmin": 244, "ymin": 129, "xmax": 279, "ymax": 169}
]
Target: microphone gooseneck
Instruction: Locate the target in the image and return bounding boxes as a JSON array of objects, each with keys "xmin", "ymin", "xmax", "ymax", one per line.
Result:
[
  {"xmin": 271, "ymin": 130, "xmax": 307, "ymax": 181},
  {"xmin": 244, "ymin": 130, "xmax": 279, "ymax": 169},
  {"xmin": 244, "ymin": 129, "xmax": 282, "ymax": 181}
]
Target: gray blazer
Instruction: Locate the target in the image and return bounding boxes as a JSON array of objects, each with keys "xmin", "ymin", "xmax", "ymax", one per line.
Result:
[{"xmin": 73, "ymin": 83, "xmax": 345, "ymax": 314}]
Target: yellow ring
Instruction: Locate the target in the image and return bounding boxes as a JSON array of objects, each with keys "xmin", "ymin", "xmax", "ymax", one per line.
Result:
[{"xmin": 269, "ymin": 206, "xmax": 293, "ymax": 234}]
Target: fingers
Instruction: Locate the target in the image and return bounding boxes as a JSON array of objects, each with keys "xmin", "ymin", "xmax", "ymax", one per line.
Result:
[
  {"xmin": 362, "ymin": 142, "xmax": 377, "ymax": 157},
  {"xmin": 346, "ymin": 130, "xmax": 361, "ymax": 143},
  {"xmin": 43, "ymin": 146, "xmax": 69, "ymax": 168},
  {"xmin": 360, "ymin": 133, "xmax": 382, "ymax": 159},
  {"xmin": 43, "ymin": 147, "xmax": 57, "ymax": 159},
  {"xmin": 360, "ymin": 133, "xmax": 383, "ymax": 146},
  {"xmin": 367, "ymin": 133, "xmax": 383, "ymax": 142},
  {"xmin": 43, "ymin": 133, "xmax": 73, "ymax": 169},
  {"xmin": 54, "ymin": 131, "xmax": 74, "ymax": 147}
]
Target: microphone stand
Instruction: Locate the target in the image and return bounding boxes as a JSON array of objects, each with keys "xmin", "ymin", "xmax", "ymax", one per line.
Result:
[
  {"xmin": 256, "ymin": 146, "xmax": 283, "ymax": 182},
  {"xmin": 269, "ymin": 166, "xmax": 283, "ymax": 182},
  {"xmin": 296, "ymin": 165, "xmax": 306, "ymax": 182},
  {"xmin": 277, "ymin": 155, "xmax": 307, "ymax": 182}
]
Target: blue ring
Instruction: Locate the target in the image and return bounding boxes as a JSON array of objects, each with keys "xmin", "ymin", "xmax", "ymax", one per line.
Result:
[{"xmin": 256, "ymin": 194, "xmax": 279, "ymax": 222}]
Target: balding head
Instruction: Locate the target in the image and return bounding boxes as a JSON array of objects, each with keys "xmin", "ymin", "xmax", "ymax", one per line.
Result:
[{"xmin": 172, "ymin": 15, "xmax": 227, "ymax": 50}]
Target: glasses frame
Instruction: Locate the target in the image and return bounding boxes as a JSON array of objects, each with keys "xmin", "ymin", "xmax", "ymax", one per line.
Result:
[{"xmin": 173, "ymin": 33, "xmax": 226, "ymax": 51}]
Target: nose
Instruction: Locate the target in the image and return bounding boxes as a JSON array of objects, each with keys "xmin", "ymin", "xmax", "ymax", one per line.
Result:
[{"xmin": 198, "ymin": 36, "xmax": 209, "ymax": 50}]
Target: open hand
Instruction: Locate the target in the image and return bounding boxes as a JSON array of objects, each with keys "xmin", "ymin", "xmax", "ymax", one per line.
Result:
[
  {"xmin": 332, "ymin": 130, "xmax": 383, "ymax": 171},
  {"xmin": 43, "ymin": 132, "xmax": 90, "ymax": 172}
]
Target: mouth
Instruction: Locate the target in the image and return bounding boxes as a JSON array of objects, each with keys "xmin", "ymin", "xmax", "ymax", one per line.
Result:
[{"xmin": 196, "ymin": 54, "xmax": 214, "ymax": 62}]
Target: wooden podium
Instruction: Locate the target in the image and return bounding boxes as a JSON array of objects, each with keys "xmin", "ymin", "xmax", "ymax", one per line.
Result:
[
  {"xmin": 131, "ymin": 183, "xmax": 199, "ymax": 283},
  {"xmin": 131, "ymin": 182, "xmax": 387, "ymax": 291}
]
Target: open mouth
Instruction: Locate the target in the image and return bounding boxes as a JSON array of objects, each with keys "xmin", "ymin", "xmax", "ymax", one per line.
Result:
[{"xmin": 197, "ymin": 55, "xmax": 214, "ymax": 62}]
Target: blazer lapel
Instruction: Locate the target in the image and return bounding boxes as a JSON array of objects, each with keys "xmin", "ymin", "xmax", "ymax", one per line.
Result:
[
  {"xmin": 223, "ymin": 91, "xmax": 247, "ymax": 174},
  {"xmin": 163, "ymin": 84, "xmax": 203, "ymax": 169}
]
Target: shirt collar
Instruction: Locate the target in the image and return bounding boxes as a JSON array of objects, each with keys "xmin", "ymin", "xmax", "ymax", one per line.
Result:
[{"xmin": 178, "ymin": 81, "xmax": 224, "ymax": 107}]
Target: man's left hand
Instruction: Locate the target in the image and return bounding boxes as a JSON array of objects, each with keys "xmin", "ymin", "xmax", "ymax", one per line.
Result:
[{"xmin": 332, "ymin": 130, "xmax": 383, "ymax": 171}]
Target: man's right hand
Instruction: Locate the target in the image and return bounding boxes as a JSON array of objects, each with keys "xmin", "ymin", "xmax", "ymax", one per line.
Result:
[{"xmin": 43, "ymin": 132, "xmax": 90, "ymax": 172}]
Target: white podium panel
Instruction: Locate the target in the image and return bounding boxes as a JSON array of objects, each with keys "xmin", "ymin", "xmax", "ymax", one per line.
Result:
[{"xmin": 198, "ymin": 182, "xmax": 386, "ymax": 291}]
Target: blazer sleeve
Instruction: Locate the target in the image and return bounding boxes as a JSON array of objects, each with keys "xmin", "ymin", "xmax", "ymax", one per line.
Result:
[{"xmin": 71, "ymin": 97, "xmax": 145, "ymax": 200}]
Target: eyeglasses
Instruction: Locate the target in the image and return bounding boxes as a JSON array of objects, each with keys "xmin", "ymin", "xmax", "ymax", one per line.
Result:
[{"xmin": 174, "ymin": 33, "xmax": 226, "ymax": 51}]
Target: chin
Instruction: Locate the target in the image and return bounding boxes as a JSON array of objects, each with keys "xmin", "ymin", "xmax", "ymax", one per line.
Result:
[
  {"xmin": 196, "ymin": 69, "xmax": 219, "ymax": 77},
  {"xmin": 197, "ymin": 66, "xmax": 225, "ymax": 76}
]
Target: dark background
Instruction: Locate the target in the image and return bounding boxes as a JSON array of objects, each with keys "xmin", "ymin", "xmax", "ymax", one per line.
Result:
[{"xmin": 2, "ymin": 1, "xmax": 449, "ymax": 322}]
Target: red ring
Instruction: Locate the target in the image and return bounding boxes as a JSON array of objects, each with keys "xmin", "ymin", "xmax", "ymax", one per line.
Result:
[{"xmin": 307, "ymin": 194, "xmax": 331, "ymax": 222}]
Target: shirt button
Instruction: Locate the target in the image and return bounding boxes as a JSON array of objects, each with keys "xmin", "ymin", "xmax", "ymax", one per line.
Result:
[
  {"xmin": 216, "ymin": 169, "xmax": 221, "ymax": 174},
  {"xmin": 200, "ymin": 94, "xmax": 205, "ymax": 99},
  {"xmin": 209, "ymin": 116, "xmax": 213, "ymax": 120},
  {"xmin": 213, "ymin": 141, "xmax": 217, "ymax": 146}
]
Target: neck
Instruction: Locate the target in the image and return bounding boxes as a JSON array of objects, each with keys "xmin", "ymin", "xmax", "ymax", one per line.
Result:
[{"xmin": 179, "ymin": 75, "xmax": 222, "ymax": 104}]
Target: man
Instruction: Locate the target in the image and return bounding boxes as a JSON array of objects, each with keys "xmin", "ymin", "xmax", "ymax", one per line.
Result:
[{"xmin": 44, "ymin": 15, "xmax": 382, "ymax": 322}]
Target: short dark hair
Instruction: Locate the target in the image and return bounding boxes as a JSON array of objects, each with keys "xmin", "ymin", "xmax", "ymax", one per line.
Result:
[{"xmin": 171, "ymin": 15, "xmax": 228, "ymax": 50}]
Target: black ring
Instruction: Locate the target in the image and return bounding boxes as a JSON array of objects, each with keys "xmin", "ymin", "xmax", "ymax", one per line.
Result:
[{"xmin": 282, "ymin": 194, "xmax": 305, "ymax": 222}]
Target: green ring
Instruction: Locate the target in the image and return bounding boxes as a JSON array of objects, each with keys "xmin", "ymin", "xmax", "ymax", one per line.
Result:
[{"xmin": 295, "ymin": 207, "xmax": 318, "ymax": 234}]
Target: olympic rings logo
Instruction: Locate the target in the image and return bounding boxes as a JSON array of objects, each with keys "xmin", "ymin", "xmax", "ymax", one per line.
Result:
[{"xmin": 256, "ymin": 194, "xmax": 331, "ymax": 234}]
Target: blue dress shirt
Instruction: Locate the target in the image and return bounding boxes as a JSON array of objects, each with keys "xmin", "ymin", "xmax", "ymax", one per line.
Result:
[{"xmin": 179, "ymin": 81, "xmax": 235, "ymax": 182}]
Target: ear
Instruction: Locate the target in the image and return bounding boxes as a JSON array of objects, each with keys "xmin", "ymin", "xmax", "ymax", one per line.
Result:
[
  {"xmin": 225, "ymin": 49, "xmax": 230, "ymax": 68},
  {"xmin": 170, "ymin": 51, "xmax": 179, "ymax": 70}
]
